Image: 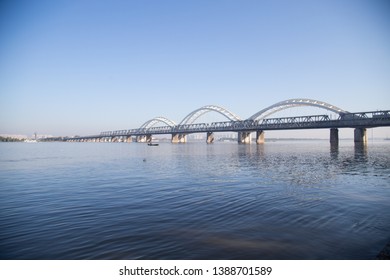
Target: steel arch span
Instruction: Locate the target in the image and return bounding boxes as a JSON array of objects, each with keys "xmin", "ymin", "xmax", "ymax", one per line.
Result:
[
  {"xmin": 179, "ymin": 105, "xmax": 242, "ymax": 125},
  {"xmin": 139, "ymin": 117, "xmax": 176, "ymax": 130},
  {"xmin": 248, "ymin": 98, "xmax": 348, "ymax": 120}
]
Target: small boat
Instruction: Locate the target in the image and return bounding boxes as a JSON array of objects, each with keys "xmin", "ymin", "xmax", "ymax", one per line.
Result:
[{"xmin": 147, "ymin": 143, "xmax": 159, "ymax": 146}]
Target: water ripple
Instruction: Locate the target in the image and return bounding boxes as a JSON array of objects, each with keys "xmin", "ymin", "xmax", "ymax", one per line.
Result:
[{"xmin": 1, "ymin": 141, "xmax": 389, "ymax": 259}]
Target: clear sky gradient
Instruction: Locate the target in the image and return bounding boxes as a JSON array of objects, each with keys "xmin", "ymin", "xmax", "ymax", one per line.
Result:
[{"xmin": 1, "ymin": 0, "xmax": 389, "ymax": 137}]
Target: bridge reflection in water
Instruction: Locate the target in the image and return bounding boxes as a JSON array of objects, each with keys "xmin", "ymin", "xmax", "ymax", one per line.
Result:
[{"xmin": 68, "ymin": 98, "xmax": 390, "ymax": 144}]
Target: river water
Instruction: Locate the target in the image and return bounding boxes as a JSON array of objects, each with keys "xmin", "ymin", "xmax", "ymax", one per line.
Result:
[{"xmin": 0, "ymin": 141, "xmax": 389, "ymax": 259}]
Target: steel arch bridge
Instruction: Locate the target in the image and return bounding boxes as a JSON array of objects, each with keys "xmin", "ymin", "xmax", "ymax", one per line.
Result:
[
  {"xmin": 248, "ymin": 98, "xmax": 348, "ymax": 121},
  {"xmin": 179, "ymin": 105, "xmax": 242, "ymax": 125},
  {"xmin": 68, "ymin": 98, "xmax": 390, "ymax": 145},
  {"xmin": 138, "ymin": 117, "xmax": 176, "ymax": 131},
  {"xmin": 140, "ymin": 98, "xmax": 347, "ymax": 130}
]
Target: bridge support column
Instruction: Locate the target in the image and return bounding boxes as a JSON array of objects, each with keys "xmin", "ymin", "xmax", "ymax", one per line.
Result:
[
  {"xmin": 171, "ymin": 134, "xmax": 187, "ymax": 143},
  {"xmin": 330, "ymin": 128, "xmax": 339, "ymax": 144},
  {"xmin": 126, "ymin": 136, "xmax": 132, "ymax": 143},
  {"xmin": 136, "ymin": 135, "xmax": 146, "ymax": 142},
  {"xmin": 137, "ymin": 135, "xmax": 152, "ymax": 143},
  {"xmin": 256, "ymin": 130, "xmax": 265, "ymax": 144},
  {"xmin": 354, "ymin": 128, "xmax": 367, "ymax": 143},
  {"xmin": 238, "ymin": 132, "xmax": 251, "ymax": 144},
  {"xmin": 206, "ymin": 132, "xmax": 214, "ymax": 144}
]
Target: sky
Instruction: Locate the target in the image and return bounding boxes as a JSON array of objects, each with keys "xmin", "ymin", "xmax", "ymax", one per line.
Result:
[{"xmin": 1, "ymin": 0, "xmax": 390, "ymax": 138}]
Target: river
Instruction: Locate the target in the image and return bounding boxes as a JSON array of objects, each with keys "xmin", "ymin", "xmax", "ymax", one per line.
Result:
[{"xmin": 0, "ymin": 140, "xmax": 389, "ymax": 259}]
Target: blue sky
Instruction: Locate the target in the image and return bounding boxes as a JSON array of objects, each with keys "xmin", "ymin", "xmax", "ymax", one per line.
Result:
[{"xmin": 1, "ymin": 0, "xmax": 389, "ymax": 137}]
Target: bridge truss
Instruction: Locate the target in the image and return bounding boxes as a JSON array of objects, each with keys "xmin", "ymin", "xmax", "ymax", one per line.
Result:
[
  {"xmin": 248, "ymin": 98, "xmax": 348, "ymax": 120},
  {"xmin": 179, "ymin": 105, "xmax": 242, "ymax": 125}
]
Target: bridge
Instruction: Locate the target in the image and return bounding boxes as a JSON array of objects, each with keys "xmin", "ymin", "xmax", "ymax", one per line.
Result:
[{"xmin": 68, "ymin": 98, "xmax": 390, "ymax": 144}]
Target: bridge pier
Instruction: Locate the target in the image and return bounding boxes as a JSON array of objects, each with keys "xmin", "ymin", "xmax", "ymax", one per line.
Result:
[
  {"xmin": 256, "ymin": 130, "xmax": 265, "ymax": 144},
  {"xmin": 137, "ymin": 135, "xmax": 152, "ymax": 143},
  {"xmin": 238, "ymin": 132, "xmax": 252, "ymax": 144},
  {"xmin": 354, "ymin": 128, "xmax": 367, "ymax": 143},
  {"xmin": 126, "ymin": 136, "xmax": 132, "ymax": 143},
  {"xmin": 171, "ymin": 133, "xmax": 187, "ymax": 143},
  {"xmin": 206, "ymin": 132, "xmax": 214, "ymax": 144},
  {"xmin": 330, "ymin": 128, "xmax": 339, "ymax": 144}
]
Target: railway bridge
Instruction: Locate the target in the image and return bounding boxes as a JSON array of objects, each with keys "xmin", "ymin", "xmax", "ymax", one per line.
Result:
[{"xmin": 68, "ymin": 98, "xmax": 390, "ymax": 144}]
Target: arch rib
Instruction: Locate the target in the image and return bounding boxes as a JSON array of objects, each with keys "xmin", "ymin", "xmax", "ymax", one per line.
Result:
[
  {"xmin": 139, "ymin": 117, "xmax": 176, "ymax": 131},
  {"xmin": 179, "ymin": 105, "xmax": 242, "ymax": 125},
  {"xmin": 248, "ymin": 98, "xmax": 348, "ymax": 120}
]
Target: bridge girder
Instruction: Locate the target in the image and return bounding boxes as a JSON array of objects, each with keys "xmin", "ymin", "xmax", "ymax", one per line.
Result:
[
  {"xmin": 248, "ymin": 98, "xmax": 348, "ymax": 121},
  {"xmin": 139, "ymin": 116, "xmax": 176, "ymax": 131},
  {"xmin": 179, "ymin": 105, "xmax": 242, "ymax": 125}
]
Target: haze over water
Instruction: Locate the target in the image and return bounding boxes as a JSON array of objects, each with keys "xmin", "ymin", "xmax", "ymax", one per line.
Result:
[{"xmin": 0, "ymin": 141, "xmax": 389, "ymax": 259}]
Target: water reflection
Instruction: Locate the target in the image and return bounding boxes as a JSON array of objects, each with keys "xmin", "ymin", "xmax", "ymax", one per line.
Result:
[
  {"xmin": 330, "ymin": 142, "xmax": 339, "ymax": 160},
  {"xmin": 354, "ymin": 142, "xmax": 368, "ymax": 160}
]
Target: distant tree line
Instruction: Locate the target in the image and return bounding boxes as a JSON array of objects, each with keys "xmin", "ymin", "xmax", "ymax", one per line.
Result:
[
  {"xmin": 0, "ymin": 136, "xmax": 24, "ymax": 142},
  {"xmin": 39, "ymin": 137, "xmax": 69, "ymax": 142}
]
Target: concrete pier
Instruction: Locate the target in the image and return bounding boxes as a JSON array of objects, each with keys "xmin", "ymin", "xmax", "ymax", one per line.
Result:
[
  {"xmin": 330, "ymin": 128, "xmax": 339, "ymax": 144},
  {"xmin": 171, "ymin": 133, "xmax": 187, "ymax": 143},
  {"xmin": 354, "ymin": 128, "xmax": 367, "ymax": 143},
  {"xmin": 136, "ymin": 135, "xmax": 151, "ymax": 143},
  {"xmin": 206, "ymin": 132, "xmax": 214, "ymax": 144},
  {"xmin": 238, "ymin": 132, "xmax": 251, "ymax": 144},
  {"xmin": 256, "ymin": 130, "xmax": 265, "ymax": 144}
]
